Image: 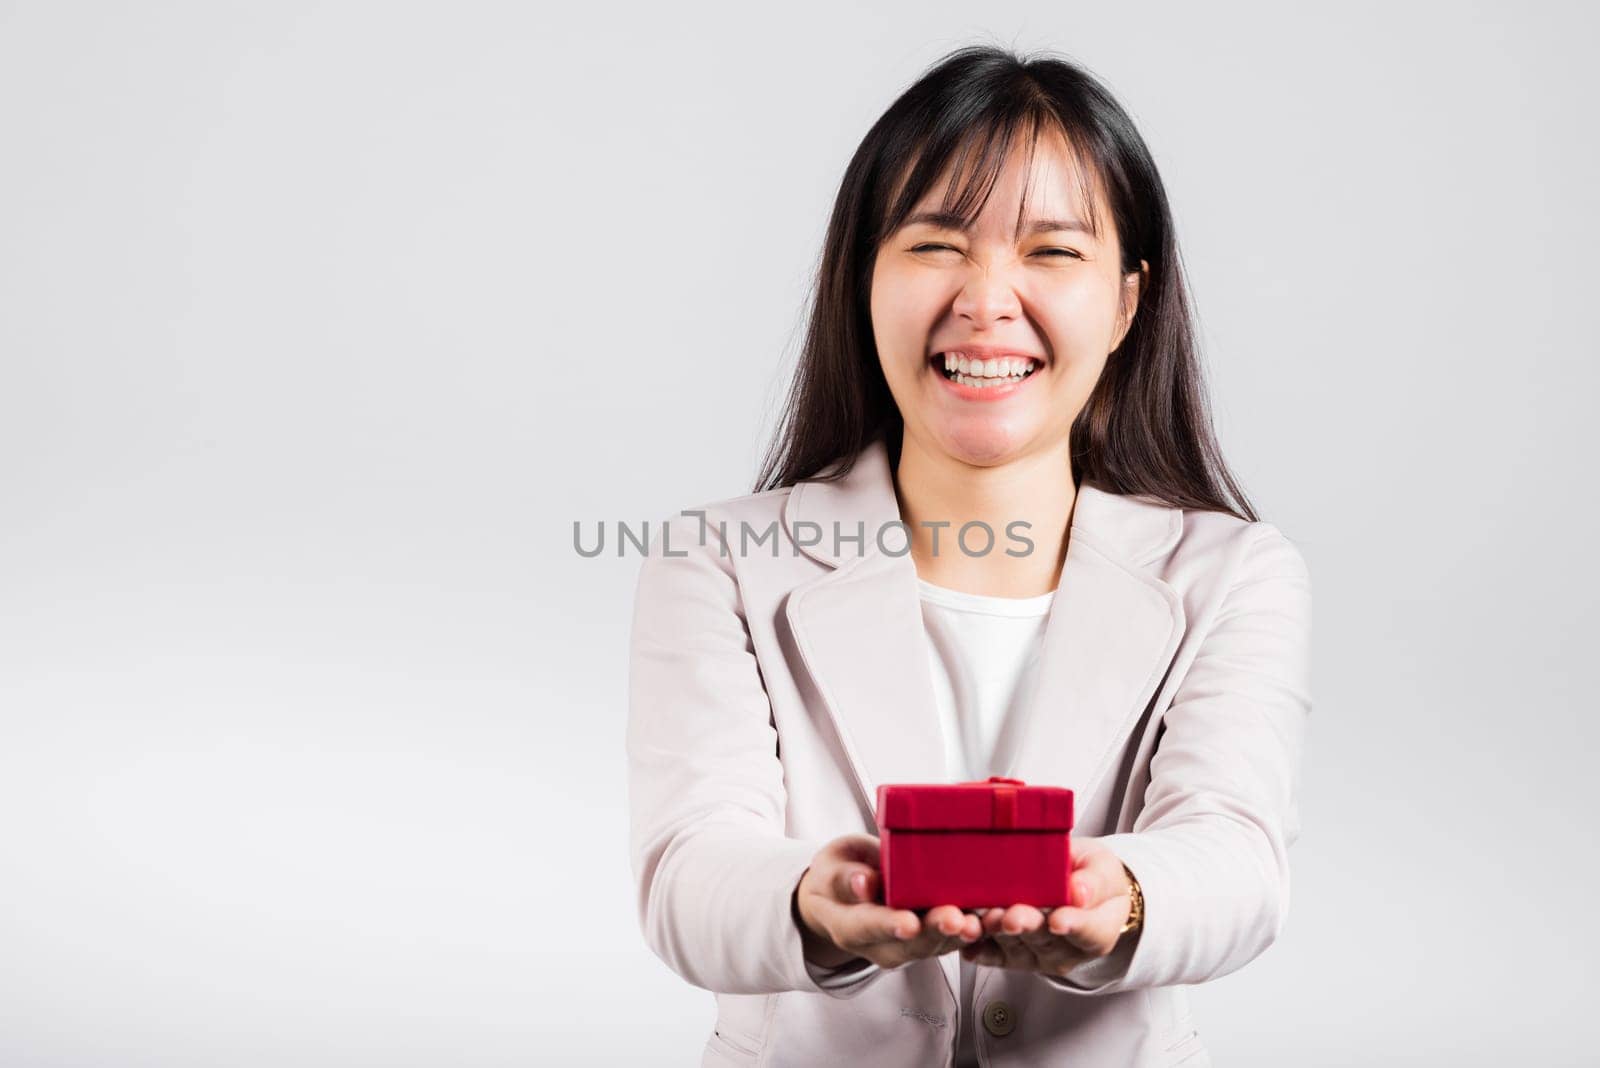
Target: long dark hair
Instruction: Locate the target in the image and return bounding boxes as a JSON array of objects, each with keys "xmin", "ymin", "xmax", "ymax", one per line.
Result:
[{"xmin": 752, "ymin": 44, "xmax": 1258, "ymax": 523}]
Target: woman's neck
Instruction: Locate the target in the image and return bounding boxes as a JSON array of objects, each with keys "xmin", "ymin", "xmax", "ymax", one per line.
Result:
[{"xmin": 891, "ymin": 433, "xmax": 1077, "ymax": 598}]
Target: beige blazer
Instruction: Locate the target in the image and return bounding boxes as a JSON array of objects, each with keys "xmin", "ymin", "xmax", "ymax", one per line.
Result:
[{"xmin": 626, "ymin": 435, "xmax": 1313, "ymax": 1068}]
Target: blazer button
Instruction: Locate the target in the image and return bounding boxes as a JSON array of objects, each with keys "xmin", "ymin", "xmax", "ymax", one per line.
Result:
[{"xmin": 982, "ymin": 1000, "xmax": 1016, "ymax": 1038}]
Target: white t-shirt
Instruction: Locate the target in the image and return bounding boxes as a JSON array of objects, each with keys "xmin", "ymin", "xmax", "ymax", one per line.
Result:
[
  {"xmin": 806, "ymin": 576, "xmax": 1054, "ymax": 1067},
  {"xmin": 917, "ymin": 576, "xmax": 1056, "ymax": 783}
]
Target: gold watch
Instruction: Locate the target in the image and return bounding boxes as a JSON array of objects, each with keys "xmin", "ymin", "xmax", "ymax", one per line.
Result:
[{"xmin": 1119, "ymin": 863, "xmax": 1144, "ymax": 934}]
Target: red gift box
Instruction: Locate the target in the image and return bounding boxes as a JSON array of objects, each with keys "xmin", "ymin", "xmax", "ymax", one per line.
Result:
[{"xmin": 875, "ymin": 776, "xmax": 1074, "ymax": 910}]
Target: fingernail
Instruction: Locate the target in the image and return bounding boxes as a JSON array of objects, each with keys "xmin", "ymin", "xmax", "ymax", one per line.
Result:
[{"xmin": 851, "ymin": 873, "xmax": 865, "ymax": 898}]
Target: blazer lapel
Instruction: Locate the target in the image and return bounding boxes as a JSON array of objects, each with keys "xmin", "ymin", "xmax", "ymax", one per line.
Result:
[
  {"xmin": 783, "ymin": 440, "xmax": 948, "ymax": 817},
  {"xmin": 1000, "ymin": 512, "xmax": 1186, "ymax": 810}
]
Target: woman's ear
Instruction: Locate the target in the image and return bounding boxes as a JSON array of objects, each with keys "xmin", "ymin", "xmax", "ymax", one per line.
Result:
[{"xmin": 1112, "ymin": 259, "xmax": 1150, "ymax": 352}]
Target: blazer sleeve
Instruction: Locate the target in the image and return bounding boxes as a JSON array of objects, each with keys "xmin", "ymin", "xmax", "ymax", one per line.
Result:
[
  {"xmin": 805, "ymin": 954, "xmax": 883, "ymax": 990},
  {"xmin": 1044, "ymin": 521, "xmax": 1313, "ymax": 996},
  {"xmin": 627, "ymin": 510, "xmax": 871, "ymax": 997}
]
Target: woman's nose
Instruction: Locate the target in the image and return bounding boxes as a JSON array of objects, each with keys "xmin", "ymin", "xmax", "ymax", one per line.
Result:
[{"xmin": 952, "ymin": 264, "xmax": 1023, "ymax": 327}]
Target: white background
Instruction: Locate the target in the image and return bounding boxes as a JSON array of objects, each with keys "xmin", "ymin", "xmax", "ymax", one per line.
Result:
[{"xmin": 3, "ymin": 2, "xmax": 1596, "ymax": 1064}]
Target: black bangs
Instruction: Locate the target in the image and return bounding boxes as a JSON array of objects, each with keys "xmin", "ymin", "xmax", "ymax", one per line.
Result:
[{"xmin": 874, "ymin": 102, "xmax": 1106, "ymax": 253}]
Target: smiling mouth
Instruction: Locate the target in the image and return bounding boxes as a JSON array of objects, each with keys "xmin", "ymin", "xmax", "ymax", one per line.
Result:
[{"xmin": 930, "ymin": 352, "xmax": 1041, "ymax": 387}]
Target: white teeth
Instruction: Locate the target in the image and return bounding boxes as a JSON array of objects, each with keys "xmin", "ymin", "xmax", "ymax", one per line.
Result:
[{"xmin": 938, "ymin": 352, "xmax": 1037, "ymax": 383}]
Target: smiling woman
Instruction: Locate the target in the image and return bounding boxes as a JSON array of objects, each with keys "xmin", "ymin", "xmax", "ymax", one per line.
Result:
[
  {"xmin": 871, "ymin": 129, "xmax": 1145, "ymax": 473},
  {"xmin": 753, "ymin": 49, "xmax": 1243, "ymax": 530},
  {"xmin": 627, "ymin": 43, "xmax": 1311, "ymax": 1068}
]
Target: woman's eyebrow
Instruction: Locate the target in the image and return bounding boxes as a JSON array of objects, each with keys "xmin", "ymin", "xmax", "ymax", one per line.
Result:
[{"xmin": 901, "ymin": 210, "xmax": 1093, "ymax": 237}]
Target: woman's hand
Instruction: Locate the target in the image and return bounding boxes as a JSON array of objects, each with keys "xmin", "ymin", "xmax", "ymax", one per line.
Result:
[
  {"xmin": 794, "ymin": 834, "xmax": 983, "ymax": 971},
  {"xmin": 959, "ymin": 835, "xmax": 1137, "ymax": 979}
]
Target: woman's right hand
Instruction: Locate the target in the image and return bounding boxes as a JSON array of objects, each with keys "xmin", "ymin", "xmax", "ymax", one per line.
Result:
[{"xmin": 793, "ymin": 834, "xmax": 982, "ymax": 971}]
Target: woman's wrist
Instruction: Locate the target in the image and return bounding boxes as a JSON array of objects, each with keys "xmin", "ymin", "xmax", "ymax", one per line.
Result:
[
  {"xmin": 792, "ymin": 880, "xmax": 857, "ymax": 969},
  {"xmin": 1119, "ymin": 863, "xmax": 1144, "ymax": 934}
]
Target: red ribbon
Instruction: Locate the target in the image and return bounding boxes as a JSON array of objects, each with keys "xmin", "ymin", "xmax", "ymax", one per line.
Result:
[{"xmin": 992, "ymin": 784, "xmax": 1018, "ymax": 829}]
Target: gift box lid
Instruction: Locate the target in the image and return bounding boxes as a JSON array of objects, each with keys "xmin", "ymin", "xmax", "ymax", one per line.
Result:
[{"xmin": 875, "ymin": 777, "xmax": 1074, "ymax": 831}]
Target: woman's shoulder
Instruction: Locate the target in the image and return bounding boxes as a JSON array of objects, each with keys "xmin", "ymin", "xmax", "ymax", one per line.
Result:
[
  {"xmin": 639, "ymin": 483, "xmax": 796, "ymax": 563},
  {"xmin": 1077, "ymin": 480, "xmax": 1297, "ymax": 569},
  {"xmin": 1166, "ymin": 502, "xmax": 1312, "ymax": 595}
]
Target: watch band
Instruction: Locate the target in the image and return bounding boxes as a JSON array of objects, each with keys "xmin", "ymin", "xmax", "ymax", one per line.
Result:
[{"xmin": 1119, "ymin": 863, "xmax": 1144, "ymax": 934}]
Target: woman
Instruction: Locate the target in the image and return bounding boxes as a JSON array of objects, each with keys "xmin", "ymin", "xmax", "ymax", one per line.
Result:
[{"xmin": 627, "ymin": 44, "xmax": 1311, "ymax": 1068}]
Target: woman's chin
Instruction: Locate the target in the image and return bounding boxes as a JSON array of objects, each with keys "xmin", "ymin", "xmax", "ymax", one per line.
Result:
[{"xmin": 937, "ymin": 423, "xmax": 1033, "ymax": 467}]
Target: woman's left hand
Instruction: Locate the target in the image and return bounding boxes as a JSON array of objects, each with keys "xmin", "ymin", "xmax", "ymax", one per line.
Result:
[{"xmin": 959, "ymin": 835, "xmax": 1136, "ymax": 979}]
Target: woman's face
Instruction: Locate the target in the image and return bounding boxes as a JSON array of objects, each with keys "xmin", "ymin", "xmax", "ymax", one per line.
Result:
[{"xmin": 869, "ymin": 133, "xmax": 1147, "ymax": 468}]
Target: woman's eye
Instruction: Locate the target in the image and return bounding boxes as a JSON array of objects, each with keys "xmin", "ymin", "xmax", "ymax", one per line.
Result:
[{"xmin": 910, "ymin": 243, "xmax": 1082, "ymax": 260}]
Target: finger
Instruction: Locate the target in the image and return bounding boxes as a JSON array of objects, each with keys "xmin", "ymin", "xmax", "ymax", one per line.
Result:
[
  {"xmin": 829, "ymin": 834, "xmax": 883, "ymax": 869},
  {"xmin": 929, "ymin": 906, "xmax": 983, "ymax": 943},
  {"xmin": 1071, "ymin": 871, "xmax": 1100, "ymax": 910},
  {"xmin": 1047, "ymin": 904, "xmax": 1088, "ymax": 936},
  {"xmin": 1068, "ymin": 846, "xmax": 1126, "ymax": 910},
  {"xmin": 829, "ymin": 902, "xmax": 920, "ymax": 947},
  {"xmin": 832, "ymin": 864, "xmax": 880, "ymax": 904},
  {"xmin": 932, "ymin": 913, "xmax": 983, "ymax": 943},
  {"xmin": 934, "ymin": 914, "xmax": 985, "ymax": 940},
  {"xmin": 908, "ymin": 908, "xmax": 979, "ymax": 952},
  {"xmin": 1046, "ymin": 900, "xmax": 1120, "ymax": 954},
  {"xmin": 903, "ymin": 911, "xmax": 963, "ymax": 956},
  {"xmin": 1016, "ymin": 910, "xmax": 1058, "ymax": 951},
  {"xmin": 981, "ymin": 908, "xmax": 1008, "ymax": 935},
  {"xmin": 998, "ymin": 904, "xmax": 1045, "ymax": 937},
  {"xmin": 918, "ymin": 907, "xmax": 982, "ymax": 947}
]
